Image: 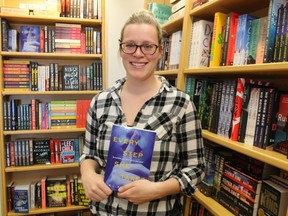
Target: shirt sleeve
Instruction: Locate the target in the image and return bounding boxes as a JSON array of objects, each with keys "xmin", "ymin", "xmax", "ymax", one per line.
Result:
[{"xmin": 169, "ymin": 99, "xmax": 206, "ymax": 196}]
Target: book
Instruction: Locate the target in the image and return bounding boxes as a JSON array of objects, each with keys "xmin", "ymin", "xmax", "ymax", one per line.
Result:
[
  {"xmin": 264, "ymin": 0, "xmax": 287, "ymax": 63},
  {"xmin": 221, "ymin": 12, "xmax": 239, "ymax": 66},
  {"xmin": 255, "ymin": 16, "xmax": 269, "ymax": 64},
  {"xmin": 148, "ymin": 2, "xmax": 172, "ymax": 25},
  {"xmin": 62, "ymin": 65, "xmax": 80, "ymax": 90},
  {"xmin": 188, "ymin": 20, "xmax": 213, "ymax": 68},
  {"xmin": 14, "ymin": 184, "xmax": 30, "ymax": 213},
  {"xmin": 104, "ymin": 124, "xmax": 156, "ymax": 191},
  {"xmin": 247, "ymin": 18, "xmax": 261, "ymax": 64},
  {"xmin": 20, "ymin": 26, "xmax": 41, "ymax": 52},
  {"xmin": 233, "ymin": 13, "xmax": 257, "ymax": 65},
  {"xmin": 209, "ymin": 12, "xmax": 227, "ymax": 67},
  {"xmin": 273, "ymin": 93, "xmax": 288, "ymax": 155},
  {"xmin": 60, "ymin": 139, "xmax": 75, "ymax": 163},
  {"xmin": 33, "ymin": 139, "xmax": 51, "ymax": 164},
  {"xmin": 258, "ymin": 179, "xmax": 288, "ymax": 216},
  {"xmin": 46, "ymin": 176, "xmax": 67, "ymax": 207}
]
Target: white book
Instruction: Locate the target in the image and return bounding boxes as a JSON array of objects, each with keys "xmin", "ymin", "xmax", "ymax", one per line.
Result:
[{"xmin": 188, "ymin": 20, "xmax": 213, "ymax": 68}]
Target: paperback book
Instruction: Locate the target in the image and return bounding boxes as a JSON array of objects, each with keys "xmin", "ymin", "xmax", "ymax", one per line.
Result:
[
  {"xmin": 20, "ymin": 26, "xmax": 41, "ymax": 52},
  {"xmin": 273, "ymin": 93, "xmax": 288, "ymax": 155},
  {"xmin": 104, "ymin": 124, "xmax": 156, "ymax": 191}
]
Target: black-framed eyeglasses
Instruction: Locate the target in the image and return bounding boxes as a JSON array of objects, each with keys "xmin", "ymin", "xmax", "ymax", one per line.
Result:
[{"xmin": 119, "ymin": 41, "xmax": 159, "ymax": 55}]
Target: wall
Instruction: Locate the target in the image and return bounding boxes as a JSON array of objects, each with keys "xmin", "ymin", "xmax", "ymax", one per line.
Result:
[{"xmin": 106, "ymin": 0, "xmax": 145, "ymax": 88}]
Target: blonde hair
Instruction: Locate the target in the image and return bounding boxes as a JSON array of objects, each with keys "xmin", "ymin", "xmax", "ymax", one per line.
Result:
[{"xmin": 120, "ymin": 9, "xmax": 164, "ymax": 45}]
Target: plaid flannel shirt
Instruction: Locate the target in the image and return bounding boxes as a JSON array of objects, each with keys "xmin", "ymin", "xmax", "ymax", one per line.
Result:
[{"xmin": 80, "ymin": 76, "xmax": 205, "ymax": 216}]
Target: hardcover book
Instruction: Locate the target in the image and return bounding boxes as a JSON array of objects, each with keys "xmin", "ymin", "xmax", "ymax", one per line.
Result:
[
  {"xmin": 60, "ymin": 139, "xmax": 75, "ymax": 163},
  {"xmin": 62, "ymin": 65, "xmax": 80, "ymax": 90},
  {"xmin": 273, "ymin": 93, "xmax": 288, "ymax": 155},
  {"xmin": 20, "ymin": 26, "xmax": 41, "ymax": 52},
  {"xmin": 258, "ymin": 179, "xmax": 288, "ymax": 216},
  {"xmin": 14, "ymin": 184, "xmax": 30, "ymax": 213},
  {"xmin": 148, "ymin": 2, "xmax": 172, "ymax": 25},
  {"xmin": 46, "ymin": 176, "xmax": 67, "ymax": 207},
  {"xmin": 104, "ymin": 124, "xmax": 156, "ymax": 191},
  {"xmin": 33, "ymin": 139, "xmax": 51, "ymax": 164}
]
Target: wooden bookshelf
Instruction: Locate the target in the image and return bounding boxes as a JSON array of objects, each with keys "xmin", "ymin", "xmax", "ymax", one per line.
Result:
[
  {"xmin": 147, "ymin": 0, "xmax": 288, "ymax": 215},
  {"xmin": 0, "ymin": 1, "xmax": 106, "ymax": 215}
]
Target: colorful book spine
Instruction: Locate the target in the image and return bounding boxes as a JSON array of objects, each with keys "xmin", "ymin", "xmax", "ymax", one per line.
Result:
[{"xmin": 209, "ymin": 12, "xmax": 227, "ymax": 67}]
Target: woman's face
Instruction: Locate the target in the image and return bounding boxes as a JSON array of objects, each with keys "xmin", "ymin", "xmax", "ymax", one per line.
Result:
[{"xmin": 120, "ymin": 23, "xmax": 162, "ymax": 81}]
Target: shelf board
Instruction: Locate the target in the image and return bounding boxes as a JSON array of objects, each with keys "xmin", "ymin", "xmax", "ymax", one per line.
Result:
[
  {"xmin": 0, "ymin": 13, "xmax": 102, "ymax": 26},
  {"xmin": 193, "ymin": 191, "xmax": 234, "ymax": 216},
  {"xmin": 7, "ymin": 205, "xmax": 88, "ymax": 216},
  {"xmin": 162, "ymin": 15, "xmax": 184, "ymax": 34},
  {"xmin": 0, "ymin": 51, "xmax": 102, "ymax": 60},
  {"xmin": 155, "ymin": 69, "xmax": 179, "ymax": 76},
  {"xmin": 190, "ymin": 0, "xmax": 269, "ymax": 19},
  {"xmin": 3, "ymin": 128, "xmax": 85, "ymax": 136},
  {"xmin": 183, "ymin": 62, "xmax": 288, "ymax": 78},
  {"xmin": 2, "ymin": 90, "xmax": 99, "ymax": 96},
  {"xmin": 5, "ymin": 163, "xmax": 79, "ymax": 172},
  {"xmin": 203, "ymin": 130, "xmax": 288, "ymax": 171}
]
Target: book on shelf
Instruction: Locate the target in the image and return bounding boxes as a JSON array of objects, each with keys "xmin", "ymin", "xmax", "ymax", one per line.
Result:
[
  {"xmin": 14, "ymin": 184, "xmax": 30, "ymax": 213},
  {"xmin": 263, "ymin": 0, "xmax": 287, "ymax": 63},
  {"xmin": 20, "ymin": 26, "xmax": 41, "ymax": 52},
  {"xmin": 258, "ymin": 179, "xmax": 288, "ymax": 216},
  {"xmin": 41, "ymin": 176, "xmax": 47, "ymax": 208},
  {"xmin": 8, "ymin": 29, "xmax": 18, "ymax": 52},
  {"xmin": 233, "ymin": 13, "xmax": 257, "ymax": 66},
  {"xmin": 255, "ymin": 16, "xmax": 269, "ymax": 64},
  {"xmin": 247, "ymin": 18, "xmax": 261, "ymax": 64},
  {"xmin": 46, "ymin": 176, "xmax": 67, "ymax": 207},
  {"xmin": 62, "ymin": 65, "xmax": 80, "ymax": 90},
  {"xmin": 273, "ymin": 92, "xmax": 288, "ymax": 155},
  {"xmin": 272, "ymin": 3, "xmax": 285, "ymax": 62},
  {"xmin": 209, "ymin": 12, "xmax": 227, "ymax": 67},
  {"xmin": 60, "ymin": 139, "xmax": 76, "ymax": 163},
  {"xmin": 188, "ymin": 19, "xmax": 213, "ymax": 68},
  {"xmin": 231, "ymin": 153, "xmax": 280, "ymax": 180},
  {"xmin": 148, "ymin": 2, "xmax": 172, "ymax": 25},
  {"xmin": 104, "ymin": 124, "xmax": 156, "ymax": 192},
  {"xmin": 220, "ymin": 12, "xmax": 239, "ymax": 66},
  {"xmin": 33, "ymin": 139, "xmax": 51, "ymax": 165}
]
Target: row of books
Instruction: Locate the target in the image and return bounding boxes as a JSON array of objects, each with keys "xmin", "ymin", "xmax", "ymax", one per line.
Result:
[
  {"xmin": 185, "ymin": 77, "xmax": 288, "ymax": 156},
  {"xmin": 7, "ymin": 174, "xmax": 88, "ymax": 213},
  {"xmin": 157, "ymin": 30, "xmax": 182, "ymax": 71},
  {"xmin": 1, "ymin": 21, "xmax": 101, "ymax": 54},
  {"xmin": 3, "ymin": 60, "xmax": 103, "ymax": 92},
  {"xmin": 198, "ymin": 140, "xmax": 288, "ymax": 216},
  {"xmin": 5, "ymin": 136, "xmax": 84, "ymax": 167},
  {"xmin": 60, "ymin": 0, "xmax": 102, "ymax": 19},
  {"xmin": 3, "ymin": 99, "xmax": 91, "ymax": 131},
  {"xmin": 188, "ymin": 0, "xmax": 287, "ymax": 68}
]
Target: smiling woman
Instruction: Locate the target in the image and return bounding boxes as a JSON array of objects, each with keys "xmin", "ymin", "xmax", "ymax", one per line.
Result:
[{"xmin": 79, "ymin": 9, "xmax": 205, "ymax": 216}]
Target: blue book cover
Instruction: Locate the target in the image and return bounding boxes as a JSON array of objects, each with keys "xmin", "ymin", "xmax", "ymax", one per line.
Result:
[
  {"xmin": 14, "ymin": 184, "xmax": 30, "ymax": 213},
  {"xmin": 20, "ymin": 26, "xmax": 40, "ymax": 52},
  {"xmin": 104, "ymin": 124, "xmax": 156, "ymax": 191},
  {"xmin": 264, "ymin": 0, "xmax": 286, "ymax": 63}
]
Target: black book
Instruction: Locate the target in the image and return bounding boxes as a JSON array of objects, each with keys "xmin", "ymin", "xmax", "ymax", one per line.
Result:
[{"xmin": 62, "ymin": 65, "xmax": 80, "ymax": 90}]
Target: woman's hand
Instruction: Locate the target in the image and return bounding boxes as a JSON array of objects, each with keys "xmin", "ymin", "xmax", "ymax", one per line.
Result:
[
  {"xmin": 81, "ymin": 171, "xmax": 113, "ymax": 202},
  {"xmin": 117, "ymin": 179, "xmax": 160, "ymax": 204}
]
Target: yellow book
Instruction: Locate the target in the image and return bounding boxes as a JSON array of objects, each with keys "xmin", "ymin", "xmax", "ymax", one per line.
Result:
[{"xmin": 209, "ymin": 12, "xmax": 227, "ymax": 67}]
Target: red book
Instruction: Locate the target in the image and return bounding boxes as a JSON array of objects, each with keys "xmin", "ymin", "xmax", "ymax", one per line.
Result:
[
  {"xmin": 31, "ymin": 99, "xmax": 36, "ymax": 130},
  {"xmin": 41, "ymin": 176, "xmax": 47, "ymax": 208},
  {"xmin": 273, "ymin": 93, "xmax": 288, "ymax": 155},
  {"xmin": 10, "ymin": 141, "xmax": 15, "ymax": 166},
  {"xmin": 50, "ymin": 140, "xmax": 55, "ymax": 164},
  {"xmin": 225, "ymin": 12, "xmax": 239, "ymax": 66}
]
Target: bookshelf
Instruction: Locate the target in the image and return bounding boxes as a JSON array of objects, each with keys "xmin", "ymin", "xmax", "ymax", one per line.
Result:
[
  {"xmin": 0, "ymin": 0, "xmax": 106, "ymax": 215},
  {"xmin": 146, "ymin": 0, "xmax": 288, "ymax": 215}
]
